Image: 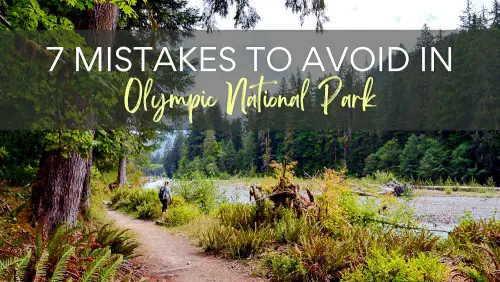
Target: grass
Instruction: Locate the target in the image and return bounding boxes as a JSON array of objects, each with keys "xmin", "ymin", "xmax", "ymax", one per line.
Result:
[{"xmin": 109, "ymin": 166, "xmax": 500, "ymax": 281}]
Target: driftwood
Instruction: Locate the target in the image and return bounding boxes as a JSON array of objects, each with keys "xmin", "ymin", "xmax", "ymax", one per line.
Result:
[
  {"xmin": 350, "ymin": 180, "xmax": 412, "ymax": 197},
  {"xmin": 249, "ymin": 162, "xmax": 317, "ymax": 217},
  {"xmin": 381, "ymin": 179, "xmax": 413, "ymax": 197}
]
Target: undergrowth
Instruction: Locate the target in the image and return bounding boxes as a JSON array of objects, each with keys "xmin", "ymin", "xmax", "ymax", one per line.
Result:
[
  {"xmin": 108, "ymin": 164, "xmax": 500, "ymax": 281},
  {"xmin": 0, "ymin": 172, "xmax": 143, "ymax": 281}
]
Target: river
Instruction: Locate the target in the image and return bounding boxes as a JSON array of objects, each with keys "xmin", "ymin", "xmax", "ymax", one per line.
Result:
[{"xmin": 143, "ymin": 179, "xmax": 499, "ymax": 232}]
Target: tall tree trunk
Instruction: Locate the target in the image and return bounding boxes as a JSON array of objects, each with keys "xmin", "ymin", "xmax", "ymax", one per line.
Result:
[
  {"xmin": 117, "ymin": 146, "xmax": 127, "ymax": 187},
  {"xmin": 31, "ymin": 151, "xmax": 88, "ymax": 232},
  {"xmin": 32, "ymin": 2, "xmax": 120, "ymax": 232},
  {"xmin": 80, "ymin": 147, "xmax": 93, "ymax": 215},
  {"xmin": 89, "ymin": 2, "xmax": 119, "ymax": 30}
]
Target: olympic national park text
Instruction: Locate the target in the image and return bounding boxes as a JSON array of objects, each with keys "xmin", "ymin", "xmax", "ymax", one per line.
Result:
[{"xmin": 123, "ymin": 75, "xmax": 377, "ymax": 123}]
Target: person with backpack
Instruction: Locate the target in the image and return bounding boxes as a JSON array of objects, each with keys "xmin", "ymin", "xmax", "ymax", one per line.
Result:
[{"xmin": 158, "ymin": 181, "xmax": 172, "ymax": 221}]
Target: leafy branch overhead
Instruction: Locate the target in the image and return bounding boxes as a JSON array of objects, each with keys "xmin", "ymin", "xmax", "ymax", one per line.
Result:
[{"xmin": 201, "ymin": 0, "xmax": 329, "ymax": 31}]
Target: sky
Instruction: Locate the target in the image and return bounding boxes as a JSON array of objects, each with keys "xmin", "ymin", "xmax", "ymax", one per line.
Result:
[
  {"xmin": 190, "ymin": 0, "xmax": 492, "ymax": 30},
  {"xmin": 153, "ymin": 0, "xmax": 492, "ymax": 155}
]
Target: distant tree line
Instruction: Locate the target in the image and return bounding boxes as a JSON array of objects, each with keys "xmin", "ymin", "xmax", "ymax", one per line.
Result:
[{"xmin": 161, "ymin": 2, "xmax": 500, "ymax": 185}]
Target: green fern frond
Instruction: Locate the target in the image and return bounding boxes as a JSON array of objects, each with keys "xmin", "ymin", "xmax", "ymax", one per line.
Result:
[
  {"xmin": 35, "ymin": 223, "xmax": 45, "ymax": 261},
  {"xmin": 0, "ymin": 256, "xmax": 19, "ymax": 273},
  {"xmin": 15, "ymin": 249, "xmax": 31, "ymax": 281},
  {"xmin": 82, "ymin": 247, "xmax": 111, "ymax": 282},
  {"xmin": 96, "ymin": 225, "xmax": 139, "ymax": 259},
  {"xmin": 47, "ymin": 225, "xmax": 78, "ymax": 255},
  {"xmin": 49, "ymin": 246, "xmax": 75, "ymax": 282},
  {"xmin": 97, "ymin": 254, "xmax": 123, "ymax": 282},
  {"xmin": 33, "ymin": 249, "xmax": 50, "ymax": 282}
]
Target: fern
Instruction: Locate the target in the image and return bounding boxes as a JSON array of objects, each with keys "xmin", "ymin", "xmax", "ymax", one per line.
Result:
[
  {"xmin": 82, "ymin": 247, "xmax": 111, "ymax": 282},
  {"xmin": 14, "ymin": 249, "xmax": 31, "ymax": 282},
  {"xmin": 47, "ymin": 225, "xmax": 77, "ymax": 256},
  {"xmin": 33, "ymin": 249, "xmax": 50, "ymax": 282},
  {"xmin": 49, "ymin": 246, "xmax": 75, "ymax": 282},
  {"xmin": 35, "ymin": 223, "xmax": 45, "ymax": 261},
  {"xmin": 0, "ymin": 256, "xmax": 19, "ymax": 275},
  {"xmin": 96, "ymin": 224, "xmax": 139, "ymax": 259},
  {"xmin": 98, "ymin": 254, "xmax": 123, "ymax": 282}
]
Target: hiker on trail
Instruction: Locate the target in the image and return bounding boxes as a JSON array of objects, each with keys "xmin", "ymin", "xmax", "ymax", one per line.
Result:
[{"xmin": 158, "ymin": 181, "xmax": 172, "ymax": 221}]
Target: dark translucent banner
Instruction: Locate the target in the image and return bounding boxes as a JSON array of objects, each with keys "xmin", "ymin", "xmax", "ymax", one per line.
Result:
[{"xmin": 0, "ymin": 30, "xmax": 498, "ymax": 130}]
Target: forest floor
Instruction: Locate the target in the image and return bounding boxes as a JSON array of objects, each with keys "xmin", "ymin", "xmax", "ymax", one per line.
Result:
[{"xmin": 105, "ymin": 208, "xmax": 264, "ymax": 282}]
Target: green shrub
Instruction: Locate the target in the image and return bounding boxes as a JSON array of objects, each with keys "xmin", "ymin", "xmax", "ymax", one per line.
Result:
[
  {"xmin": 266, "ymin": 254, "xmax": 306, "ymax": 282},
  {"xmin": 298, "ymin": 235, "xmax": 351, "ymax": 281},
  {"xmin": 274, "ymin": 212, "xmax": 309, "ymax": 244},
  {"xmin": 228, "ymin": 227, "xmax": 273, "ymax": 258},
  {"xmin": 0, "ymin": 223, "xmax": 135, "ymax": 282},
  {"xmin": 217, "ymin": 203, "xmax": 257, "ymax": 230},
  {"xmin": 372, "ymin": 171, "xmax": 398, "ymax": 183},
  {"xmin": 445, "ymin": 219, "xmax": 500, "ymax": 281},
  {"xmin": 111, "ymin": 188, "xmax": 162, "ymax": 219},
  {"xmin": 199, "ymin": 224, "xmax": 233, "ymax": 252},
  {"xmin": 173, "ymin": 172, "xmax": 223, "ymax": 213},
  {"xmin": 136, "ymin": 201, "xmax": 161, "ymax": 219},
  {"xmin": 2, "ymin": 165, "xmax": 36, "ymax": 186},
  {"xmin": 445, "ymin": 186, "xmax": 453, "ymax": 195},
  {"xmin": 342, "ymin": 249, "xmax": 448, "ymax": 282},
  {"xmin": 111, "ymin": 187, "xmax": 134, "ymax": 210},
  {"xmin": 339, "ymin": 193, "xmax": 379, "ymax": 225},
  {"xmin": 165, "ymin": 204, "xmax": 202, "ymax": 227}
]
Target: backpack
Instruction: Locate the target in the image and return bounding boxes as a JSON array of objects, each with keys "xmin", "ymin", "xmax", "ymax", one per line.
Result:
[{"xmin": 158, "ymin": 186, "xmax": 166, "ymax": 200}]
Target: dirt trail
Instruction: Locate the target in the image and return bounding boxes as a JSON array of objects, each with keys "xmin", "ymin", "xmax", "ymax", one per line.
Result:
[{"xmin": 105, "ymin": 208, "xmax": 263, "ymax": 282}]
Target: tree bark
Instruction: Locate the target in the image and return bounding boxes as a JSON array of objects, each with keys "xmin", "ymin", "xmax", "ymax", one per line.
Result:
[
  {"xmin": 31, "ymin": 150, "xmax": 88, "ymax": 232},
  {"xmin": 32, "ymin": 1, "xmax": 120, "ymax": 232},
  {"xmin": 117, "ymin": 150, "xmax": 127, "ymax": 187},
  {"xmin": 80, "ymin": 147, "xmax": 93, "ymax": 215},
  {"xmin": 89, "ymin": 2, "xmax": 119, "ymax": 30}
]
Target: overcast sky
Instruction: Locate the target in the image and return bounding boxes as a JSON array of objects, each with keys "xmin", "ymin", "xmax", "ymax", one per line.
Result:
[{"xmin": 190, "ymin": 0, "xmax": 491, "ymax": 30}]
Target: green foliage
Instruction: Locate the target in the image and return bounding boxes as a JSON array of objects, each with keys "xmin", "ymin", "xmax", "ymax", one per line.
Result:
[
  {"xmin": 172, "ymin": 172, "xmax": 223, "ymax": 213},
  {"xmin": 216, "ymin": 203, "xmax": 257, "ymax": 230},
  {"xmin": 165, "ymin": 204, "xmax": 202, "ymax": 227},
  {"xmin": 444, "ymin": 218, "xmax": 500, "ymax": 281},
  {"xmin": 364, "ymin": 139, "xmax": 402, "ymax": 175},
  {"xmin": 0, "ymin": 221, "xmax": 135, "ymax": 281},
  {"xmin": 266, "ymin": 253, "xmax": 306, "ymax": 282},
  {"xmin": 418, "ymin": 139, "xmax": 450, "ymax": 181},
  {"xmin": 298, "ymin": 234, "xmax": 351, "ymax": 281},
  {"xmin": 228, "ymin": 227, "xmax": 273, "ymax": 258},
  {"xmin": 50, "ymin": 246, "xmax": 75, "ymax": 282},
  {"xmin": 111, "ymin": 187, "xmax": 161, "ymax": 220},
  {"xmin": 95, "ymin": 224, "xmax": 140, "ymax": 259},
  {"xmin": 199, "ymin": 223, "xmax": 233, "ymax": 252},
  {"xmin": 445, "ymin": 186, "xmax": 453, "ymax": 195},
  {"xmin": 82, "ymin": 247, "xmax": 111, "ymax": 282},
  {"xmin": 163, "ymin": 132, "xmax": 185, "ymax": 177},
  {"xmin": 343, "ymin": 249, "xmax": 448, "ymax": 282},
  {"xmin": 136, "ymin": 201, "xmax": 162, "ymax": 220},
  {"xmin": 195, "ymin": 168, "xmax": 452, "ymax": 281},
  {"xmin": 274, "ymin": 211, "xmax": 312, "ymax": 244}
]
